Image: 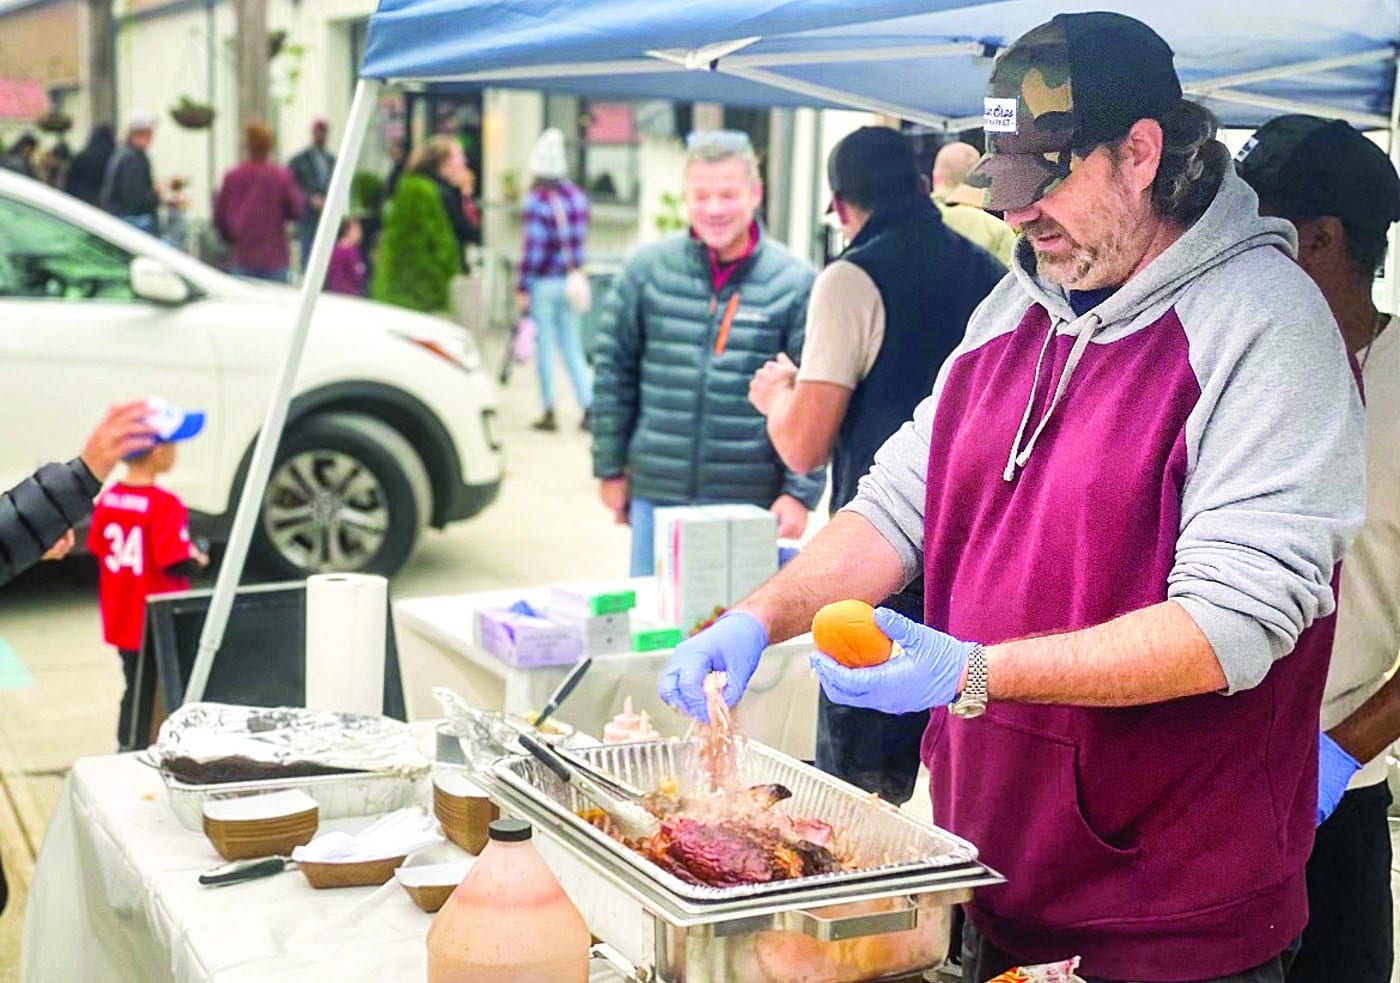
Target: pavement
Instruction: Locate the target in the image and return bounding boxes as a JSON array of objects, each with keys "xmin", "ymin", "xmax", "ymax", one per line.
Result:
[{"xmin": 1, "ymin": 331, "xmax": 1396, "ymax": 980}]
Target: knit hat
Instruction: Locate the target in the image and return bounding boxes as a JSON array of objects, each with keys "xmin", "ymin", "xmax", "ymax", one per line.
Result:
[
  {"xmin": 827, "ymin": 126, "xmax": 923, "ymax": 211},
  {"xmin": 528, "ymin": 128, "xmax": 568, "ymax": 181}
]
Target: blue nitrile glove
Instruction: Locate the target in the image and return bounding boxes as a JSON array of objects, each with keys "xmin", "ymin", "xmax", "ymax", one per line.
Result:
[
  {"xmin": 810, "ymin": 608, "xmax": 975, "ymax": 715},
  {"xmin": 657, "ymin": 611, "xmax": 768, "ymax": 722},
  {"xmin": 1317, "ymin": 731, "xmax": 1361, "ymax": 826}
]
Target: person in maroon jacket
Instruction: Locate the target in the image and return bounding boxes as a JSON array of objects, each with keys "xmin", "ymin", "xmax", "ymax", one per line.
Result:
[{"xmin": 213, "ymin": 120, "xmax": 305, "ymax": 282}]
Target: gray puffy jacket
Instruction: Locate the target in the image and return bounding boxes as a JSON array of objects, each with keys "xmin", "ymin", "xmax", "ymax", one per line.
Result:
[{"xmin": 592, "ymin": 232, "xmax": 825, "ymax": 508}]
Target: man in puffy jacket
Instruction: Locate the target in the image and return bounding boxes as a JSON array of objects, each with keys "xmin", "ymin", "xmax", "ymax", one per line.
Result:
[
  {"xmin": 592, "ymin": 130, "xmax": 824, "ymax": 576},
  {"xmin": 0, "ymin": 399, "xmax": 154, "ymax": 912}
]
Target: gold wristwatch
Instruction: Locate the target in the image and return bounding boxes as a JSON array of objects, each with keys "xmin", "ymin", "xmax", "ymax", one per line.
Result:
[{"xmin": 949, "ymin": 644, "xmax": 987, "ymax": 719}]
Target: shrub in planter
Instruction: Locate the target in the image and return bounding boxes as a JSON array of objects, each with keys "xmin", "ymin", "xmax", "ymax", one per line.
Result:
[
  {"xmin": 351, "ymin": 170, "xmax": 386, "ymax": 217},
  {"xmin": 36, "ymin": 110, "xmax": 72, "ymax": 134},
  {"xmin": 370, "ymin": 174, "xmax": 458, "ymax": 314},
  {"xmin": 171, "ymin": 97, "xmax": 215, "ymax": 130}
]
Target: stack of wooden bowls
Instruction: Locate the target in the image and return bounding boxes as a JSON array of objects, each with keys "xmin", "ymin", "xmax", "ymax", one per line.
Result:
[{"xmin": 432, "ymin": 771, "xmax": 498, "ymax": 854}]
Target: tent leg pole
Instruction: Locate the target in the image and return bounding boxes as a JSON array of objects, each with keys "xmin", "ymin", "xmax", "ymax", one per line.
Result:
[
  {"xmin": 1388, "ymin": 58, "xmax": 1400, "ymax": 317},
  {"xmin": 185, "ymin": 77, "xmax": 382, "ymax": 705}
]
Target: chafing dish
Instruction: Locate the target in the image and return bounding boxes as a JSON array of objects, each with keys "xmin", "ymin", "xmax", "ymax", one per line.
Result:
[{"xmin": 480, "ymin": 736, "xmax": 1002, "ymax": 982}]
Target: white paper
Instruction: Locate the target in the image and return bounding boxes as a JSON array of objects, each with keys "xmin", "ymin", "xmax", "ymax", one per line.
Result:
[
  {"xmin": 291, "ymin": 807, "xmax": 442, "ymax": 863},
  {"xmin": 305, "ymin": 573, "xmax": 387, "ymax": 715}
]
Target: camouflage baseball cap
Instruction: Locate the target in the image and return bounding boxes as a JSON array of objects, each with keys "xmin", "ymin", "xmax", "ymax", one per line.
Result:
[{"xmin": 965, "ymin": 12, "xmax": 1182, "ymax": 212}]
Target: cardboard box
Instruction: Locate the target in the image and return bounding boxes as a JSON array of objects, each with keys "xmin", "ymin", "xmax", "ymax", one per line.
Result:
[
  {"xmin": 552, "ymin": 611, "xmax": 632, "ymax": 656},
  {"xmin": 654, "ymin": 506, "xmax": 729, "ymax": 631},
  {"xmin": 474, "ymin": 607, "xmax": 582, "ymax": 667},
  {"xmin": 631, "ymin": 625, "xmax": 683, "ymax": 652},
  {"xmin": 706, "ymin": 504, "xmax": 778, "ymax": 604},
  {"xmin": 549, "ymin": 580, "xmax": 637, "ymax": 618}
]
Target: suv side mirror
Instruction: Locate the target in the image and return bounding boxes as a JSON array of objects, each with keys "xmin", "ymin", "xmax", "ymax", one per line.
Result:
[{"xmin": 130, "ymin": 256, "xmax": 191, "ymax": 305}]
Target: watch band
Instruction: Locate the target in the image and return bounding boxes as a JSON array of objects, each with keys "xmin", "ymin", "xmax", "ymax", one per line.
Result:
[{"xmin": 950, "ymin": 644, "xmax": 988, "ymax": 718}]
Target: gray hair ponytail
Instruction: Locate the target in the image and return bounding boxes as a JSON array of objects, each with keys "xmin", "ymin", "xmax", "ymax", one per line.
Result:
[{"xmin": 1148, "ymin": 100, "xmax": 1229, "ymax": 227}]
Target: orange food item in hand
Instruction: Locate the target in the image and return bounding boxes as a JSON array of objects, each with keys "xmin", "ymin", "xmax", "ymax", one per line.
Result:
[{"xmin": 811, "ymin": 599, "xmax": 893, "ymax": 668}]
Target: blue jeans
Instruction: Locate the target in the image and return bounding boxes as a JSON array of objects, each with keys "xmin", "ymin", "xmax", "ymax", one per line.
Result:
[
  {"xmin": 232, "ymin": 266, "xmax": 289, "ymax": 283},
  {"xmin": 628, "ymin": 498, "xmax": 658, "ymax": 577},
  {"xmin": 529, "ymin": 277, "xmax": 593, "ymax": 414},
  {"xmin": 120, "ymin": 214, "xmax": 157, "ymax": 235}
]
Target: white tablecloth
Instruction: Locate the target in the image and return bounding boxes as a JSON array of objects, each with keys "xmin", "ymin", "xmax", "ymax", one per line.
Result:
[
  {"xmin": 393, "ymin": 578, "xmax": 821, "ymax": 760},
  {"xmin": 21, "ymin": 754, "xmax": 457, "ymax": 983}
]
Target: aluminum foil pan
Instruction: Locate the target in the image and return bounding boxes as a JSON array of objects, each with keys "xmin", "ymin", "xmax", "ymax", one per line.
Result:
[
  {"xmin": 154, "ymin": 702, "xmax": 430, "ymax": 780},
  {"xmin": 491, "ymin": 736, "xmax": 981, "ymax": 904},
  {"xmin": 162, "ymin": 768, "xmax": 426, "ymax": 832}
]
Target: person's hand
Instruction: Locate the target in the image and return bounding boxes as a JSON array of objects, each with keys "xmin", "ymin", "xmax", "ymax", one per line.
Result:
[
  {"xmin": 599, "ymin": 477, "xmax": 629, "ymax": 524},
  {"xmin": 43, "ymin": 529, "xmax": 76, "ymax": 561},
  {"xmin": 769, "ymin": 494, "xmax": 808, "ymax": 539},
  {"xmin": 811, "ymin": 608, "xmax": 975, "ymax": 715},
  {"xmin": 748, "ymin": 352, "xmax": 798, "ymax": 417},
  {"xmin": 515, "ymin": 289, "xmax": 531, "ymax": 315},
  {"xmin": 311, "ymin": 194, "xmax": 326, "ymax": 210},
  {"xmin": 81, "ymin": 400, "xmax": 157, "ymax": 480},
  {"xmin": 1317, "ymin": 731, "xmax": 1360, "ymax": 826},
  {"xmin": 658, "ymin": 611, "xmax": 768, "ymax": 721}
]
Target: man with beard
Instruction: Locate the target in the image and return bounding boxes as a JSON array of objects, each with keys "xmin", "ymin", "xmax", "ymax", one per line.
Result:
[
  {"xmin": 592, "ymin": 130, "xmax": 823, "ymax": 576},
  {"xmin": 659, "ymin": 13, "xmax": 1362, "ymax": 981}
]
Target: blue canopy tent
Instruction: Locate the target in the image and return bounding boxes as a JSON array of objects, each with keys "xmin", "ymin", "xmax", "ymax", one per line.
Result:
[{"xmin": 187, "ymin": 0, "xmax": 1400, "ymax": 697}]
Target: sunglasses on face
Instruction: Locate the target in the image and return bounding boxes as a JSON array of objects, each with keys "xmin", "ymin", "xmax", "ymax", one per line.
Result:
[{"xmin": 685, "ymin": 129, "xmax": 754, "ymax": 153}]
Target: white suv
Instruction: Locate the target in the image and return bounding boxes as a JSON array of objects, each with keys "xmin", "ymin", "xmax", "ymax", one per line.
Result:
[{"xmin": 0, "ymin": 170, "xmax": 502, "ymax": 577}]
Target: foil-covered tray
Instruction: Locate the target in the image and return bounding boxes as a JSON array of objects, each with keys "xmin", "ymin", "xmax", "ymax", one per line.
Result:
[
  {"xmin": 162, "ymin": 768, "xmax": 427, "ymax": 831},
  {"xmin": 152, "ymin": 703, "xmax": 430, "ymax": 831},
  {"xmin": 491, "ymin": 736, "xmax": 982, "ymax": 905}
]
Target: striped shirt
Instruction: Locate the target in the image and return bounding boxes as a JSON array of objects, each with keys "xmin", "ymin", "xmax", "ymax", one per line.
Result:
[{"xmin": 517, "ymin": 180, "xmax": 589, "ymax": 290}]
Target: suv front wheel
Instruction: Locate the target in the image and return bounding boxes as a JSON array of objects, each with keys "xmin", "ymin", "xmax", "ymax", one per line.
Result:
[{"xmin": 250, "ymin": 412, "xmax": 431, "ymax": 578}]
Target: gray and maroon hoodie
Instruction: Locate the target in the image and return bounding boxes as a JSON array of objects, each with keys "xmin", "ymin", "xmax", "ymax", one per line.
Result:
[{"xmin": 847, "ymin": 168, "xmax": 1365, "ymax": 979}]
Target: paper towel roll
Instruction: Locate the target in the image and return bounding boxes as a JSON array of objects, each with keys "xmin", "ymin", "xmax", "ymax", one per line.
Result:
[{"xmin": 305, "ymin": 573, "xmax": 387, "ymax": 715}]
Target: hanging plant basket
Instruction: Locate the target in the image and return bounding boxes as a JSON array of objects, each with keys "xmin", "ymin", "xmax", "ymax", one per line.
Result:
[
  {"xmin": 171, "ymin": 100, "xmax": 215, "ymax": 130},
  {"xmin": 36, "ymin": 110, "xmax": 73, "ymax": 134}
]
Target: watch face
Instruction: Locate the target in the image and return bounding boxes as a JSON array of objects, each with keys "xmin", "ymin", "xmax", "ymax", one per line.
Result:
[{"xmin": 950, "ymin": 700, "xmax": 986, "ymax": 719}]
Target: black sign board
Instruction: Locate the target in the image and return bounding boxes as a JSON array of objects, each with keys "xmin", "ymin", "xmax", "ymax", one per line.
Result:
[{"xmin": 126, "ymin": 580, "xmax": 405, "ymax": 750}]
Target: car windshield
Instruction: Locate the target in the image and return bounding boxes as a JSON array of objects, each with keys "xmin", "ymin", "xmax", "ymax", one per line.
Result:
[{"xmin": 0, "ymin": 195, "xmax": 136, "ymax": 301}]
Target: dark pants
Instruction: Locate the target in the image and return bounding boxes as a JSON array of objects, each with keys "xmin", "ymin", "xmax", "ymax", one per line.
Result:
[
  {"xmin": 963, "ymin": 920, "xmax": 1298, "ymax": 982},
  {"xmin": 814, "ymin": 693, "xmax": 927, "ymax": 804},
  {"xmin": 1288, "ymin": 780, "xmax": 1393, "ymax": 982},
  {"xmin": 813, "ymin": 583, "xmax": 928, "ymax": 805},
  {"xmin": 117, "ymin": 648, "xmax": 139, "ymax": 752}
]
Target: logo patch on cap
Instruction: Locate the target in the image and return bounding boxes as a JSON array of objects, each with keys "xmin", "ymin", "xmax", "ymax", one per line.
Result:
[
  {"xmin": 1234, "ymin": 135, "xmax": 1259, "ymax": 164},
  {"xmin": 983, "ymin": 98, "xmax": 1019, "ymax": 134}
]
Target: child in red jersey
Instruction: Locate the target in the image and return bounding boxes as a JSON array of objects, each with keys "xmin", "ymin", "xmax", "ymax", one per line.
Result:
[{"xmin": 87, "ymin": 397, "xmax": 209, "ymax": 750}]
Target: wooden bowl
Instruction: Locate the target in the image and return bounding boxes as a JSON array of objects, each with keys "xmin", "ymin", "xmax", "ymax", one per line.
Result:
[
  {"xmin": 202, "ymin": 791, "xmax": 319, "ymax": 861},
  {"xmin": 395, "ymin": 860, "xmax": 471, "ymax": 913},
  {"xmin": 298, "ymin": 854, "xmax": 407, "ymax": 889}
]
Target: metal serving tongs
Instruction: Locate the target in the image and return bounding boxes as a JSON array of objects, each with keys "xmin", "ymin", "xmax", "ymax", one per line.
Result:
[{"xmin": 516, "ymin": 732, "xmax": 659, "ymax": 840}]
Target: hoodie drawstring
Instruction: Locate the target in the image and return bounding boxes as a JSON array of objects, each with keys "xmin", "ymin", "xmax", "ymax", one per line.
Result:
[{"xmin": 1002, "ymin": 314, "xmax": 1101, "ymax": 482}]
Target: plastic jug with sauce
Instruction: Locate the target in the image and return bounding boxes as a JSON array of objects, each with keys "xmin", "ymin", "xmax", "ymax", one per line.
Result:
[{"xmin": 426, "ymin": 817, "xmax": 590, "ymax": 982}]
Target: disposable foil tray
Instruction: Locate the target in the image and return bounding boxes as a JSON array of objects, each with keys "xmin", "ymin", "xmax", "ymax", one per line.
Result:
[
  {"xmin": 491, "ymin": 736, "xmax": 982, "ymax": 904},
  {"xmin": 162, "ymin": 767, "xmax": 428, "ymax": 831}
]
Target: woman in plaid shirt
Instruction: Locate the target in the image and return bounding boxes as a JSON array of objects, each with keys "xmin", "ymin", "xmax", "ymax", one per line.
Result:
[{"xmin": 515, "ymin": 128, "xmax": 593, "ymax": 432}]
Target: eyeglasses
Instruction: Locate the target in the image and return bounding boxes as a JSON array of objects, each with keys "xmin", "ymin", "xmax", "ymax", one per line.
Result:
[{"xmin": 685, "ymin": 129, "xmax": 754, "ymax": 153}]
